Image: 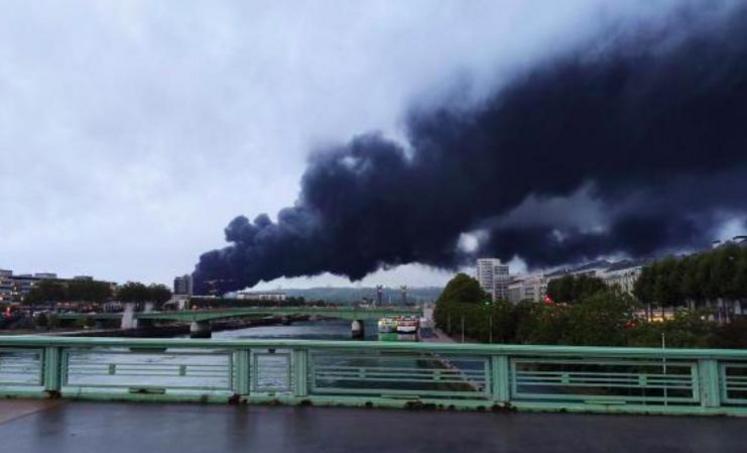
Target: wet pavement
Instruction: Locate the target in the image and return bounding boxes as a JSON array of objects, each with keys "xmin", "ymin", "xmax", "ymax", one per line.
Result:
[{"xmin": 1, "ymin": 400, "xmax": 746, "ymax": 453}]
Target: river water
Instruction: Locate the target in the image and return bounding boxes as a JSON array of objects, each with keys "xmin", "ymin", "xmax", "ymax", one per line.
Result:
[
  {"xmin": 214, "ymin": 319, "xmax": 376, "ymax": 341},
  {"xmin": 212, "ymin": 319, "xmax": 414, "ymax": 342}
]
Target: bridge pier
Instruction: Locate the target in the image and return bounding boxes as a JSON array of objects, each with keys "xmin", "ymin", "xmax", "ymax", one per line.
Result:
[
  {"xmin": 190, "ymin": 320, "xmax": 212, "ymax": 338},
  {"xmin": 121, "ymin": 303, "xmax": 139, "ymax": 330},
  {"xmin": 351, "ymin": 319, "xmax": 365, "ymax": 339}
]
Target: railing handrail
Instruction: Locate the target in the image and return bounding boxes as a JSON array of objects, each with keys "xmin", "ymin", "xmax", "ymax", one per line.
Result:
[{"xmin": 2, "ymin": 335, "xmax": 747, "ymax": 359}]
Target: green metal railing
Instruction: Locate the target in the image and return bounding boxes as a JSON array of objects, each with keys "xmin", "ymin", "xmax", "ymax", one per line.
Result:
[{"xmin": 0, "ymin": 336, "xmax": 746, "ymax": 416}]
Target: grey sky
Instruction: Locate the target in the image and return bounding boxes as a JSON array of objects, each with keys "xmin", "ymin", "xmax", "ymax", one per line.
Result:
[{"xmin": 1, "ymin": 1, "xmax": 682, "ymax": 288}]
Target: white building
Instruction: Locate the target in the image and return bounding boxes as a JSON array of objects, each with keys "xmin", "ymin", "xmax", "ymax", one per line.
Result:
[
  {"xmin": 476, "ymin": 258, "xmax": 510, "ymax": 301},
  {"xmin": 507, "ymin": 259, "xmax": 647, "ymax": 304},
  {"xmin": 599, "ymin": 260, "xmax": 646, "ymax": 295},
  {"xmin": 508, "ymin": 274, "xmax": 548, "ymax": 304}
]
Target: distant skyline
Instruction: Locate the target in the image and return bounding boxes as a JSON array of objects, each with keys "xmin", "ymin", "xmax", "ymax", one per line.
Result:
[{"xmin": 2, "ymin": 1, "xmax": 743, "ymax": 288}]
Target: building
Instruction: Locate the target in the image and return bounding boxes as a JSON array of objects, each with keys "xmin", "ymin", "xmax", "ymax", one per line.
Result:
[
  {"xmin": 0, "ymin": 270, "xmax": 13, "ymax": 301},
  {"xmin": 599, "ymin": 260, "xmax": 646, "ymax": 295},
  {"xmin": 507, "ymin": 259, "xmax": 648, "ymax": 304},
  {"xmin": 566, "ymin": 260, "xmax": 612, "ymax": 279},
  {"xmin": 173, "ymin": 274, "xmax": 194, "ymax": 296},
  {"xmin": 508, "ymin": 274, "xmax": 548, "ymax": 304},
  {"xmin": 0, "ymin": 269, "xmax": 111, "ymax": 302},
  {"xmin": 476, "ymin": 258, "xmax": 510, "ymax": 301},
  {"xmin": 235, "ymin": 291, "xmax": 287, "ymax": 301}
]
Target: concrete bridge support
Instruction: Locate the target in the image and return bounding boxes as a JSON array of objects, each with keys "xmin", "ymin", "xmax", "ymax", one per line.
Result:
[
  {"xmin": 190, "ymin": 320, "xmax": 212, "ymax": 338},
  {"xmin": 351, "ymin": 319, "xmax": 365, "ymax": 339},
  {"xmin": 121, "ymin": 303, "xmax": 138, "ymax": 330}
]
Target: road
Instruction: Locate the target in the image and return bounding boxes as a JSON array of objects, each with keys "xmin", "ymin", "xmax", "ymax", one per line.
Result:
[{"xmin": 1, "ymin": 400, "xmax": 745, "ymax": 453}]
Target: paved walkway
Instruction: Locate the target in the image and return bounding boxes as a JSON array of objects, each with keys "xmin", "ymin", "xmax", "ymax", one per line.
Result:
[{"xmin": 1, "ymin": 400, "xmax": 745, "ymax": 453}]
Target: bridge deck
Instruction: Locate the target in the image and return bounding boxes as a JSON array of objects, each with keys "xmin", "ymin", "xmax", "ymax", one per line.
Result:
[{"xmin": 1, "ymin": 400, "xmax": 744, "ymax": 453}]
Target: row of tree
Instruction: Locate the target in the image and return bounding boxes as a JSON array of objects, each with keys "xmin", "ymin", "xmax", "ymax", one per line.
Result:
[
  {"xmin": 633, "ymin": 244, "xmax": 747, "ymax": 317},
  {"xmin": 25, "ymin": 280, "xmax": 172, "ymax": 305},
  {"xmin": 546, "ymin": 274, "xmax": 607, "ymax": 304},
  {"xmin": 434, "ymin": 273, "xmax": 747, "ymax": 348}
]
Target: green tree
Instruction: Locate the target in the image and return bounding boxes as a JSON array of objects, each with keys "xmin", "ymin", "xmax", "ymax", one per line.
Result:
[
  {"xmin": 437, "ymin": 273, "xmax": 488, "ymax": 304},
  {"xmin": 732, "ymin": 251, "xmax": 747, "ymax": 304},
  {"xmin": 561, "ymin": 289, "xmax": 637, "ymax": 346},
  {"xmin": 67, "ymin": 280, "xmax": 113, "ymax": 303},
  {"xmin": 116, "ymin": 282, "xmax": 151, "ymax": 304},
  {"xmin": 434, "ymin": 273, "xmax": 489, "ymax": 335},
  {"xmin": 24, "ymin": 280, "xmax": 67, "ymax": 304},
  {"xmin": 679, "ymin": 255, "xmax": 699, "ymax": 309},
  {"xmin": 148, "ymin": 284, "xmax": 172, "ymax": 306},
  {"xmin": 513, "ymin": 301, "xmax": 569, "ymax": 345},
  {"xmin": 547, "ymin": 274, "xmax": 606, "ymax": 304}
]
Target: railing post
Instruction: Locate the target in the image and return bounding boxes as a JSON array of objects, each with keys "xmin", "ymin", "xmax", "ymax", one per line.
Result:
[
  {"xmin": 43, "ymin": 347, "xmax": 62, "ymax": 395},
  {"xmin": 697, "ymin": 359, "xmax": 721, "ymax": 408},
  {"xmin": 293, "ymin": 349, "xmax": 309, "ymax": 398},
  {"xmin": 491, "ymin": 354, "xmax": 510, "ymax": 404},
  {"xmin": 234, "ymin": 349, "xmax": 251, "ymax": 396}
]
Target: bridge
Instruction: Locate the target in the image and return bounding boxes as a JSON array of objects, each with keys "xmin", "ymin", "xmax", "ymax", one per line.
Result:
[
  {"xmin": 57, "ymin": 306, "xmax": 422, "ymax": 337},
  {"xmin": 0, "ymin": 335, "xmax": 746, "ymax": 416}
]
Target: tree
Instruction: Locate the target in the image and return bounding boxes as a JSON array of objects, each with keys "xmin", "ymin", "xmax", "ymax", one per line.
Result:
[
  {"xmin": 116, "ymin": 281, "xmax": 172, "ymax": 307},
  {"xmin": 513, "ymin": 301, "xmax": 569, "ymax": 345},
  {"xmin": 679, "ymin": 255, "xmax": 700, "ymax": 309},
  {"xmin": 634, "ymin": 264, "xmax": 655, "ymax": 319},
  {"xmin": 547, "ymin": 274, "xmax": 606, "ymax": 304},
  {"xmin": 67, "ymin": 280, "xmax": 112, "ymax": 303},
  {"xmin": 148, "ymin": 284, "xmax": 172, "ymax": 306},
  {"xmin": 732, "ymin": 251, "xmax": 747, "ymax": 309},
  {"xmin": 437, "ymin": 273, "xmax": 488, "ymax": 304},
  {"xmin": 561, "ymin": 289, "xmax": 637, "ymax": 346},
  {"xmin": 116, "ymin": 282, "xmax": 151, "ymax": 304},
  {"xmin": 434, "ymin": 273, "xmax": 489, "ymax": 335},
  {"xmin": 24, "ymin": 280, "xmax": 67, "ymax": 304}
]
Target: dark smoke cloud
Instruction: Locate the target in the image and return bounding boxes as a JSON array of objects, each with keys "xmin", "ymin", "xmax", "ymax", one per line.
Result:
[{"xmin": 194, "ymin": 3, "xmax": 747, "ymax": 293}]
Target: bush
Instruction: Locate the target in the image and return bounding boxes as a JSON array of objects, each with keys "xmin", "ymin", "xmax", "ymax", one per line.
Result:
[
  {"xmin": 626, "ymin": 311, "xmax": 716, "ymax": 348},
  {"xmin": 561, "ymin": 290, "xmax": 637, "ymax": 346}
]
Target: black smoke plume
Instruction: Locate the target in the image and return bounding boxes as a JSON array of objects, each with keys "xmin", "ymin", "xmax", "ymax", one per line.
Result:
[{"xmin": 195, "ymin": 3, "xmax": 747, "ymax": 293}]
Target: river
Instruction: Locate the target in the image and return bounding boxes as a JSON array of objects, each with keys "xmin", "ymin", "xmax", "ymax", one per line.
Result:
[
  {"xmin": 211, "ymin": 319, "xmax": 415, "ymax": 342},
  {"xmin": 213, "ymin": 319, "xmax": 377, "ymax": 341}
]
